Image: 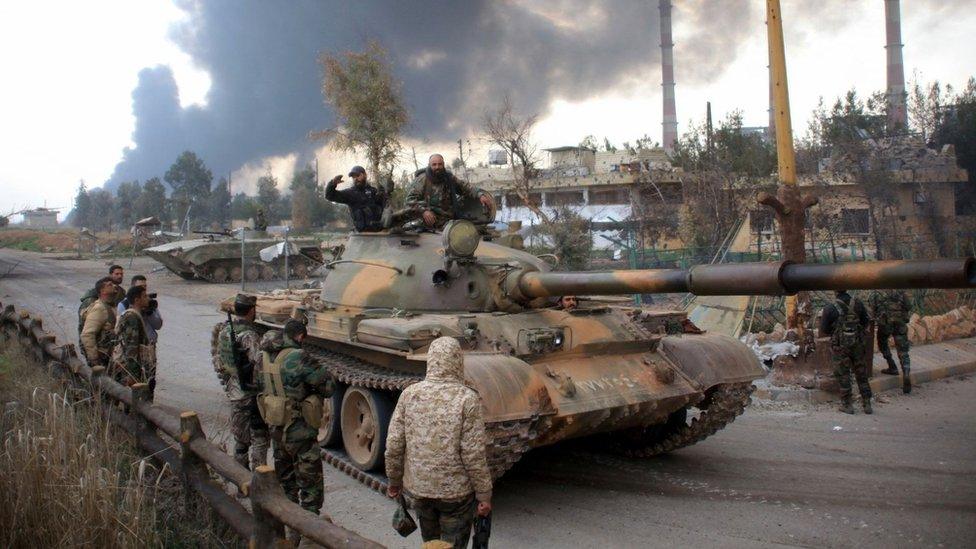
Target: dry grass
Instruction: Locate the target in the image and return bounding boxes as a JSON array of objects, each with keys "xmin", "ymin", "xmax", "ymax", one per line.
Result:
[
  {"xmin": 0, "ymin": 337, "xmax": 242, "ymax": 548},
  {"xmin": 0, "ymin": 228, "xmax": 131, "ymax": 255}
]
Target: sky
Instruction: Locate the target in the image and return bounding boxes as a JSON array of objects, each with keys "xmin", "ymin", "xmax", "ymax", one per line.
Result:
[{"xmin": 1, "ymin": 0, "xmax": 973, "ymax": 222}]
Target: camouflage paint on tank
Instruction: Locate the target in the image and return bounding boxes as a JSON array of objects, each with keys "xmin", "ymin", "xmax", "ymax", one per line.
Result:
[{"xmin": 225, "ymin": 226, "xmax": 976, "ymax": 472}]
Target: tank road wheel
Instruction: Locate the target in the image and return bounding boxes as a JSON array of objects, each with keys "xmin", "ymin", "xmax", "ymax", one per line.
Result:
[
  {"xmin": 318, "ymin": 384, "xmax": 346, "ymax": 448},
  {"xmin": 229, "ymin": 266, "xmax": 243, "ymax": 282},
  {"xmin": 211, "ymin": 266, "xmax": 229, "ymax": 283},
  {"xmin": 340, "ymin": 386, "xmax": 392, "ymax": 471},
  {"xmin": 245, "ymin": 265, "xmax": 260, "ymax": 282},
  {"xmin": 292, "ymin": 262, "xmax": 309, "ymax": 279},
  {"xmin": 260, "ymin": 265, "xmax": 275, "ymax": 280}
]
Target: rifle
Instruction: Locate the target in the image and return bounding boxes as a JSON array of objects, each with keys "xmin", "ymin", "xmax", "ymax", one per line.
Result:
[
  {"xmin": 227, "ymin": 311, "xmax": 255, "ymax": 390},
  {"xmin": 472, "ymin": 512, "xmax": 491, "ymax": 549}
]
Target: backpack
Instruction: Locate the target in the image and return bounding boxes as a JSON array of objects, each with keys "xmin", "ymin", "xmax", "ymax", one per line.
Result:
[
  {"xmin": 217, "ymin": 321, "xmax": 254, "ymax": 379},
  {"xmin": 833, "ymin": 298, "xmax": 863, "ymax": 349},
  {"xmin": 78, "ymin": 288, "xmax": 98, "ymax": 336},
  {"xmin": 257, "ymin": 347, "xmax": 299, "ymax": 428}
]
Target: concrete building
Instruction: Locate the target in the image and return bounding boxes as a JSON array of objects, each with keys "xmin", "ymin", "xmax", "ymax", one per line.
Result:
[{"xmin": 22, "ymin": 208, "xmax": 59, "ymax": 228}]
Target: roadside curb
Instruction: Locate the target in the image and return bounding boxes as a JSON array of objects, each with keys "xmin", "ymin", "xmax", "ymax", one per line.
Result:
[{"xmin": 754, "ymin": 337, "xmax": 976, "ymax": 403}]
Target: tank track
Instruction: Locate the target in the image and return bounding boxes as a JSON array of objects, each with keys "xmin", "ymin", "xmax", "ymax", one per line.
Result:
[
  {"xmin": 612, "ymin": 382, "xmax": 755, "ymax": 458},
  {"xmin": 305, "ymin": 345, "xmax": 539, "ymax": 489}
]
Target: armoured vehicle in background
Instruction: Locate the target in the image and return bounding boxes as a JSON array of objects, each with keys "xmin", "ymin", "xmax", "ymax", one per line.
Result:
[
  {"xmin": 212, "ymin": 200, "xmax": 975, "ymax": 485},
  {"xmin": 145, "ymin": 230, "xmax": 325, "ymax": 282}
]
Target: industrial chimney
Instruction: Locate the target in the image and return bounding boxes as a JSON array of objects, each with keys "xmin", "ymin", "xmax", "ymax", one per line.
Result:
[
  {"xmin": 659, "ymin": 0, "xmax": 678, "ymax": 153},
  {"xmin": 884, "ymin": 0, "xmax": 908, "ymax": 132}
]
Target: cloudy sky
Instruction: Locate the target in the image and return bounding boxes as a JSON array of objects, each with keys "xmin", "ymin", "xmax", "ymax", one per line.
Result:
[{"xmin": 1, "ymin": 0, "xmax": 973, "ymax": 221}]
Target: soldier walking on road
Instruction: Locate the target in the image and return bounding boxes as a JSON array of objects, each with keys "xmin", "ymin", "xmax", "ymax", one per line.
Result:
[
  {"xmin": 216, "ymin": 294, "xmax": 269, "ymax": 470},
  {"xmin": 80, "ymin": 277, "xmax": 118, "ymax": 367},
  {"xmin": 385, "ymin": 336, "xmax": 493, "ymax": 549},
  {"xmin": 111, "ymin": 285, "xmax": 154, "ymax": 390},
  {"xmin": 820, "ymin": 290, "xmax": 873, "ymax": 414},
  {"xmin": 325, "ymin": 165, "xmax": 387, "ymax": 232},
  {"xmin": 870, "ymin": 289, "xmax": 913, "ymax": 394}
]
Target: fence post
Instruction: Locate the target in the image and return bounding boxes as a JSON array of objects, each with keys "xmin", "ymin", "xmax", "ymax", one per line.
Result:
[
  {"xmin": 130, "ymin": 383, "xmax": 154, "ymax": 433},
  {"xmin": 179, "ymin": 411, "xmax": 210, "ymax": 509},
  {"xmin": 249, "ymin": 465, "xmax": 288, "ymax": 548}
]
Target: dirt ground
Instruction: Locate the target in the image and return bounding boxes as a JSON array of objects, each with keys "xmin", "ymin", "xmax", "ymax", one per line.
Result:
[{"xmin": 1, "ymin": 248, "xmax": 974, "ymax": 548}]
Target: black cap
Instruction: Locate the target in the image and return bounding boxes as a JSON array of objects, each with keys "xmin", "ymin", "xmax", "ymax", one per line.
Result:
[{"xmin": 348, "ymin": 165, "xmax": 366, "ymax": 177}]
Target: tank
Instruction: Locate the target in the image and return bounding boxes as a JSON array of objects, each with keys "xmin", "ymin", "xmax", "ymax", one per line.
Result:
[
  {"xmin": 145, "ymin": 230, "xmax": 325, "ymax": 282},
  {"xmin": 214, "ymin": 219, "xmax": 975, "ymax": 482}
]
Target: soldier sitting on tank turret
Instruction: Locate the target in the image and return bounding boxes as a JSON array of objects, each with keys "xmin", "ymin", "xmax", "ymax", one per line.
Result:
[
  {"xmin": 325, "ymin": 165, "xmax": 387, "ymax": 232},
  {"xmin": 403, "ymin": 154, "xmax": 492, "ymax": 229},
  {"xmin": 254, "ymin": 208, "xmax": 268, "ymax": 231}
]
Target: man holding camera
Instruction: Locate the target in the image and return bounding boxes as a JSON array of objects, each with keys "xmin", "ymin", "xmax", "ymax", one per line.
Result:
[{"xmin": 118, "ymin": 275, "xmax": 163, "ymax": 365}]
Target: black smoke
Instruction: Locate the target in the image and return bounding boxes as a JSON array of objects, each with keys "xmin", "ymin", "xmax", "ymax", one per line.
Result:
[{"xmin": 105, "ymin": 0, "xmax": 755, "ymax": 189}]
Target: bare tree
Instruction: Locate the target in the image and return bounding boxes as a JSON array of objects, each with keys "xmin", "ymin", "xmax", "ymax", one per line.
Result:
[
  {"xmin": 316, "ymin": 41, "xmax": 408, "ymax": 182},
  {"xmin": 482, "ymin": 96, "xmax": 550, "ymax": 224}
]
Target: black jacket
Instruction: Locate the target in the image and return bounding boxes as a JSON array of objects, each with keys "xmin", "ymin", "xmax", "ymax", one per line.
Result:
[{"xmin": 325, "ymin": 179, "xmax": 387, "ymax": 232}]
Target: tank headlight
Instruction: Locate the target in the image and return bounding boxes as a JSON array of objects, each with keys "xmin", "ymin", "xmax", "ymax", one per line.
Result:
[{"xmin": 442, "ymin": 219, "xmax": 481, "ymax": 258}]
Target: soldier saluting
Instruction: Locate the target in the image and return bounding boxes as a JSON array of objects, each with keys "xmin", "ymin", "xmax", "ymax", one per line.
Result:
[
  {"xmin": 820, "ymin": 290, "xmax": 873, "ymax": 414},
  {"xmin": 325, "ymin": 165, "xmax": 387, "ymax": 232},
  {"xmin": 870, "ymin": 289, "xmax": 913, "ymax": 394}
]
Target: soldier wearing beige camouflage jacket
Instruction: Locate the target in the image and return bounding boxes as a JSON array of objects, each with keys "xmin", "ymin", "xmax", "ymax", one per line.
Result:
[{"xmin": 385, "ymin": 336, "xmax": 492, "ymax": 548}]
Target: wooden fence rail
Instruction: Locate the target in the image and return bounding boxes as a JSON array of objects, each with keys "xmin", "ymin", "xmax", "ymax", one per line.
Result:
[{"xmin": 0, "ymin": 301, "xmax": 383, "ymax": 549}]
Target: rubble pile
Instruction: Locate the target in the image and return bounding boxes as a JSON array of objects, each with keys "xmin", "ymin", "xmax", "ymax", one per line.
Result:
[
  {"xmin": 741, "ymin": 323, "xmax": 800, "ymax": 364},
  {"xmin": 906, "ymin": 305, "xmax": 976, "ymax": 345}
]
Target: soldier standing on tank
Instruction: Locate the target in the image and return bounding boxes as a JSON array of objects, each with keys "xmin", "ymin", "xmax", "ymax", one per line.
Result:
[
  {"xmin": 257, "ymin": 320, "xmax": 335, "ymax": 523},
  {"xmin": 405, "ymin": 154, "xmax": 492, "ymax": 229},
  {"xmin": 80, "ymin": 277, "xmax": 118, "ymax": 367},
  {"xmin": 820, "ymin": 290, "xmax": 873, "ymax": 414},
  {"xmin": 254, "ymin": 208, "xmax": 268, "ymax": 231},
  {"xmin": 111, "ymin": 285, "xmax": 156, "ymax": 398},
  {"xmin": 325, "ymin": 165, "xmax": 387, "ymax": 232},
  {"xmin": 870, "ymin": 289, "xmax": 913, "ymax": 394},
  {"xmin": 385, "ymin": 336, "xmax": 493, "ymax": 549},
  {"xmin": 217, "ymin": 294, "xmax": 269, "ymax": 470}
]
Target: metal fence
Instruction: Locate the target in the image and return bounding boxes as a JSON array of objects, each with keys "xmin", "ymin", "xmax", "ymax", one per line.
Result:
[{"xmin": 0, "ymin": 301, "xmax": 382, "ymax": 549}]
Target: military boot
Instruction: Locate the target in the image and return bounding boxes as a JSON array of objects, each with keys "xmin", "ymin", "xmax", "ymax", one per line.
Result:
[
  {"xmin": 862, "ymin": 397, "xmax": 873, "ymax": 414},
  {"xmin": 839, "ymin": 397, "xmax": 855, "ymax": 415},
  {"xmin": 902, "ymin": 368, "xmax": 912, "ymax": 394},
  {"xmin": 879, "ymin": 356, "xmax": 899, "ymax": 375}
]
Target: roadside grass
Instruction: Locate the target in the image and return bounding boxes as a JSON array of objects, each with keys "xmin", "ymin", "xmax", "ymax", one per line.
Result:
[
  {"xmin": 0, "ymin": 337, "xmax": 242, "ymax": 548},
  {"xmin": 0, "ymin": 234, "xmax": 43, "ymax": 252}
]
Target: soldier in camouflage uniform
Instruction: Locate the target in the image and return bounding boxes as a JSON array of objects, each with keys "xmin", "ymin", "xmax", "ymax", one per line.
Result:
[
  {"xmin": 256, "ymin": 319, "xmax": 334, "ymax": 518},
  {"xmin": 108, "ymin": 264, "xmax": 126, "ymax": 305},
  {"xmin": 111, "ymin": 285, "xmax": 156, "ymax": 398},
  {"xmin": 870, "ymin": 289, "xmax": 912, "ymax": 394},
  {"xmin": 404, "ymin": 154, "xmax": 492, "ymax": 229},
  {"xmin": 820, "ymin": 290, "xmax": 873, "ymax": 414},
  {"xmin": 80, "ymin": 278, "xmax": 118, "ymax": 367},
  {"xmin": 216, "ymin": 294, "xmax": 270, "ymax": 470},
  {"xmin": 385, "ymin": 336, "xmax": 493, "ymax": 549}
]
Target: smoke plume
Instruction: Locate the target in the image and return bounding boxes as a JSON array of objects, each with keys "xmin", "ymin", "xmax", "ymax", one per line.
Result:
[{"xmin": 105, "ymin": 0, "xmax": 757, "ymax": 190}]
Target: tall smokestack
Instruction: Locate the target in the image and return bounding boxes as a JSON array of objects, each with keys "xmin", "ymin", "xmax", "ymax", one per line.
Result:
[
  {"xmin": 659, "ymin": 0, "xmax": 677, "ymax": 153},
  {"xmin": 885, "ymin": 0, "xmax": 908, "ymax": 132}
]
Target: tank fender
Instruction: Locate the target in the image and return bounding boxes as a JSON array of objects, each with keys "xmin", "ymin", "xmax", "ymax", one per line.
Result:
[
  {"xmin": 659, "ymin": 333, "xmax": 764, "ymax": 389},
  {"xmin": 463, "ymin": 353, "xmax": 555, "ymax": 422}
]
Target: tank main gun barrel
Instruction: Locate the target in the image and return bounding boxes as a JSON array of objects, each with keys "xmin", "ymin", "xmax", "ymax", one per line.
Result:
[{"xmin": 514, "ymin": 258, "xmax": 976, "ymax": 299}]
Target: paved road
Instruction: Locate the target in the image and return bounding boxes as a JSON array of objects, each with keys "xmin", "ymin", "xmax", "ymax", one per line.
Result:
[{"xmin": 2, "ymin": 248, "xmax": 974, "ymax": 548}]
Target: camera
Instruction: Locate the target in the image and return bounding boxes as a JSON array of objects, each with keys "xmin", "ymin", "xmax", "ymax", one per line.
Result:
[{"xmin": 147, "ymin": 292, "xmax": 159, "ymax": 313}]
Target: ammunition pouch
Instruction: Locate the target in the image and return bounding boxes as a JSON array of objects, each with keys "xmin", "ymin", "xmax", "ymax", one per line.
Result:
[
  {"xmin": 258, "ymin": 348, "xmax": 300, "ymax": 429},
  {"xmin": 301, "ymin": 395, "xmax": 323, "ymax": 428}
]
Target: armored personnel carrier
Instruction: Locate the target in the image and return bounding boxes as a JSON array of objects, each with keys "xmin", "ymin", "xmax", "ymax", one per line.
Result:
[
  {"xmin": 145, "ymin": 230, "xmax": 325, "ymax": 282},
  {"xmin": 213, "ymin": 210, "xmax": 975, "ymax": 484}
]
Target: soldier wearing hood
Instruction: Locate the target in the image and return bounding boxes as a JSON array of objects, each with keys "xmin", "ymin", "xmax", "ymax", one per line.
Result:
[
  {"xmin": 385, "ymin": 336, "xmax": 492, "ymax": 549},
  {"xmin": 405, "ymin": 154, "xmax": 491, "ymax": 229}
]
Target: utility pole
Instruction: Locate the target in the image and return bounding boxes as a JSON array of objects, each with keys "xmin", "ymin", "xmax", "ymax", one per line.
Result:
[
  {"xmin": 758, "ymin": 0, "xmax": 817, "ymax": 335},
  {"xmin": 457, "ymin": 139, "xmax": 468, "ymax": 178}
]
